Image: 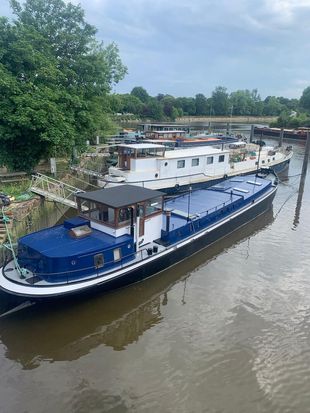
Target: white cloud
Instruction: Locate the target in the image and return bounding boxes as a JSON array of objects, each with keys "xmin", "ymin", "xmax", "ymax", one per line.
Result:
[{"xmin": 2, "ymin": 0, "xmax": 310, "ymax": 97}]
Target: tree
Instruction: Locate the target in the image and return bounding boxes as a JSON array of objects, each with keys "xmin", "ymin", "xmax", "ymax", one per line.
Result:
[
  {"xmin": 211, "ymin": 86, "xmax": 229, "ymax": 115},
  {"xmin": 131, "ymin": 86, "xmax": 149, "ymax": 103},
  {"xmin": 143, "ymin": 99, "xmax": 164, "ymax": 120},
  {"xmin": 229, "ymin": 90, "xmax": 257, "ymax": 115},
  {"xmin": 0, "ymin": 0, "xmax": 127, "ymax": 170},
  {"xmin": 300, "ymin": 86, "xmax": 310, "ymax": 112},
  {"xmin": 262, "ymin": 96, "xmax": 284, "ymax": 116},
  {"xmin": 175, "ymin": 97, "xmax": 196, "ymax": 115},
  {"xmin": 195, "ymin": 94, "xmax": 208, "ymax": 116},
  {"xmin": 161, "ymin": 95, "xmax": 175, "ymax": 118},
  {"xmin": 121, "ymin": 94, "xmax": 144, "ymax": 115}
]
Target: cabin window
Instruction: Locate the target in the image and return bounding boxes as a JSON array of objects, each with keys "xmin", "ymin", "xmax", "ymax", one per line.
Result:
[
  {"xmin": 219, "ymin": 155, "xmax": 225, "ymax": 163},
  {"xmin": 268, "ymin": 159, "xmax": 270, "ymax": 162},
  {"xmin": 207, "ymin": 156, "xmax": 214, "ymax": 165},
  {"xmin": 262, "ymin": 160, "xmax": 265, "ymax": 164},
  {"xmin": 118, "ymin": 207, "xmax": 131, "ymax": 224},
  {"xmin": 113, "ymin": 248, "xmax": 121, "ymax": 261},
  {"xmin": 255, "ymin": 161, "xmax": 258, "ymax": 165},
  {"xmin": 79, "ymin": 200, "xmax": 115, "ymax": 225},
  {"xmin": 192, "ymin": 158, "xmax": 199, "ymax": 167},
  {"xmin": 145, "ymin": 197, "xmax": 162, "ymax": 216},
  {"xmin": 177, "ymin": 160, "xmax": 185, "ymax": 168},
  {"xmin": 164, "ymin": 162, "xmax": 168, "ymax": 166},
  {"xmin": 137, "ymin": 204, "xmax": 144, "ymax": 217},
  {"xmin": 94, "ymin": 253, "xmax": 104, "ymax": 268},
  {"xmin": 273, "ymin": 157, "xmax": 275, "ymax": 161}
]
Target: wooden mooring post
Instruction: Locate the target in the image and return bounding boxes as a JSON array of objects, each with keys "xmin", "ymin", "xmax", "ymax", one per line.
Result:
[
  {"xmin": 279, "ymin": 128, "xmax": 284, "ymax": 147},
  {"xmin": 293, "ymin": 131, "xmax": 310, "ymax": 228},
  {"xmin": 250, "ymin": 125, "xmax": 254, "ymax": 143}
]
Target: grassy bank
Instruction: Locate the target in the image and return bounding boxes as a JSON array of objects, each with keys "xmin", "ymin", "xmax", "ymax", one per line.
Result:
[{"xmin": 1, "ymin": 180, "xmax": 32, "ymax": 200}]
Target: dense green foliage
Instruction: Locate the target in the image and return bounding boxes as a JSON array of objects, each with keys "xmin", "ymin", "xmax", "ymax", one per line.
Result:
[
  {"xmin": 114, "ymin": 86, "xmax": 310, "ymax": 128},
  {"xmin": 0, "ymin": 0, "xmax": 127, "ymax": 171}
]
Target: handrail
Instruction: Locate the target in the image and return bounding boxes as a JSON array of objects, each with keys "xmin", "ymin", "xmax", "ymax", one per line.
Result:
[
  {"xmin": 30, "ymin": 173, "xmax": 84, "ymax": 208},
  {"xmin": 3, "ymin": 246, "xmax": 157, "ymax": 286},
  {"xmin": 31, "ymin": 172, "xmax": 82, "ymax": 192}
]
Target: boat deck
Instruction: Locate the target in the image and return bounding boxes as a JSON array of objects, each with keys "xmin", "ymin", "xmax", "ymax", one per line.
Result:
[
  {"xmin": 19, "ymin": 224, "xmax": 132, "ymax": 258},
  {"xmin": 1, "ymin": 174, "xmax": 273, "ymax": 292},
  {"xmin": 164, "ymin": 175, "xmax": 271, "ymax": 230},
  {"xmin": 3, "ymin": 241, "xmax": 167, "ymax": 287}
]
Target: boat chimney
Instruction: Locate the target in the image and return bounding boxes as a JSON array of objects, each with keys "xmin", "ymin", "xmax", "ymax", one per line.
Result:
[
  {"xmin": 165, "ymin": 209, "xmax": 172, "ymax": 232},
  {"xmin": 130, "ymin": 207, "xmax": 134, "ymax": 237}
]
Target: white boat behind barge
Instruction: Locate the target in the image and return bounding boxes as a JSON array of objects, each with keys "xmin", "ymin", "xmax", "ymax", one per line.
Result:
[{"xmin": 99, "ymin": 142, "xmax": 292, "ymax": 193}]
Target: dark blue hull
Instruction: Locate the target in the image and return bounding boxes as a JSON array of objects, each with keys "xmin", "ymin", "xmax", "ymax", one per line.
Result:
[{"xmin": 25, "ymin": 186, "xmax": 276, "ymax": 301}]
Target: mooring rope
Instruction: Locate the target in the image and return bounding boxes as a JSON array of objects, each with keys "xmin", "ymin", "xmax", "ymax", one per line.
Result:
[{"xmin": 1, "ymin": 207, "xmax": 27, "ymax": 278}]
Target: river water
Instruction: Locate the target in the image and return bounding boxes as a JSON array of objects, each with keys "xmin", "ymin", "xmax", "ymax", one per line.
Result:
[{"xmin": 0, "ymin": 136, "xmax": 310, "ymax": 413}]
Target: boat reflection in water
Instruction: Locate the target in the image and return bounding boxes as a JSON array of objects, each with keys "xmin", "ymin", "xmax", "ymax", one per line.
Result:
[{"xmin": 0, "ymin": 208, "xmax": 273, "ymax": 370}]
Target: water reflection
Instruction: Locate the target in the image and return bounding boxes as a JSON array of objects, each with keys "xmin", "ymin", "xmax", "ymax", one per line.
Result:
[{"xmin": 0, "ymin": 209, "xmax": 274, "ymax": 369}]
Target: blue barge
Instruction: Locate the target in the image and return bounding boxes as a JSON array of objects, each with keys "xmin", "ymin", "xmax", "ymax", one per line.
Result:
[{"xmin": 0, "ymin": 174, "xmax": 277, "ymax": 300}]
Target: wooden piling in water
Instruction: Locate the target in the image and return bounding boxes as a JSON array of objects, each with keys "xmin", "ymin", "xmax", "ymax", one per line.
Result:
[
  {"xmin": 250, "ymin": 125, "xmax": 254, "ymax": 143},
  {"xmin": 301, "ymin": 131, "xmax": 310, "ymax": 176},
  {"xmin": 293, "ymin": 131, "xmax": 310, "ymax": 227},
  {"xmin": 279, "ymin": 128, "xmax": 284, "ymax": 147}
]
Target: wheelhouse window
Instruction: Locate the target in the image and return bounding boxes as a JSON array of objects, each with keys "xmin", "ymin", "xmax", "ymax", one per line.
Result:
[
  {"xmin": 207, "ymin": 156, "xmax": 214, "ymax": 165},
  {"xmin": 78, "ymin": 200, "xmax": 115, "ymax": 225},
  {"xmin": 192, "ymin": 158, "xmax": 199, "ymax": 167},
  {"xmin": 219, "ymin": 155, "xmax": 225, "ymax": 163},
  {"xmin": 177, "ymin": 160, "xmax": 185, "ymax": 168},
  {"xmin": 145, "ymin": 197, "xmax": 163, "ymax": 216},
  {"xmin": 118, "ymin": 207, "xmax": 131, "ymax": 224}
]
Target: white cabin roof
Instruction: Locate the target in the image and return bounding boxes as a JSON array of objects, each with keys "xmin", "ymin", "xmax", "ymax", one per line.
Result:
[
  {"xmin": 118, "ymin": 143, "xmax": 165, "ymax": 149},
  {"xmin": 152, "ymin": 130, "xmax": 186, "ymax": 134},
  {"xmin": 229, "ymin": 141, "xmax": 247, "ymax": 147},
  {"xmin": 144, "ymin": 139, "xmax": 175, "ymax": 143},
  {"xmin": 164, "ymin": 146, "xmax": 229, "ymax": 159}
]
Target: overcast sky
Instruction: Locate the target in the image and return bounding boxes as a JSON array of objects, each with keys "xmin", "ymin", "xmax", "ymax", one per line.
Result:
[{"xmin": 1, "ymin": 0, "xmax": 310, "ymax": 99}]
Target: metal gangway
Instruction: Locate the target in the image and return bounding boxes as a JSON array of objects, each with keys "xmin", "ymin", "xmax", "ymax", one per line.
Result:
[
  {"xmin": 30, "ymin": 173, "xmax": 85, "ymax": 209},
  {"xmin": 70, "ymin": 165, "xmax": 106, "ymax": 179}
]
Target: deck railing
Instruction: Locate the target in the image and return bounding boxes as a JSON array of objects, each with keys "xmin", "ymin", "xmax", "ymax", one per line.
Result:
[{"xmin": 3, "ymin": 246, "xmax": 157, "ymax": 287}]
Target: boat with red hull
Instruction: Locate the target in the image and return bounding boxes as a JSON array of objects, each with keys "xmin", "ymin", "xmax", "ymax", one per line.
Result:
[{"xmin": 254, "ymin": 126, "xmax": 309, "ymax": 140}]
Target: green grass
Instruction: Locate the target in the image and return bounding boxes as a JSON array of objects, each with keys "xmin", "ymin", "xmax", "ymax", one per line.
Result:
[{"xmin": 2, "ymin": 180, "xmax": 32, "ymax": 198}]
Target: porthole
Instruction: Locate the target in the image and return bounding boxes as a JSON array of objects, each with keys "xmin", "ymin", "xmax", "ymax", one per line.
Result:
[
  {"xmin": 155, "ymin": 173, "xmax": 159, "ymax": 178},
  {"xmin": 164, "ymin": 162, "xmax": 168, "ymax": 166}
]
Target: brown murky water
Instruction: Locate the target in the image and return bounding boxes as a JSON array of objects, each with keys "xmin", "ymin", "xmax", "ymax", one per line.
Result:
[{"xmin": 0, "ymin": 138, "xmax": 310, "ymax": 413}]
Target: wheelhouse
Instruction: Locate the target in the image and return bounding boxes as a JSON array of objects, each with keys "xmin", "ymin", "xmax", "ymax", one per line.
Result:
[
  {"xmin": 117, "ymin": 144, "xmax": 165, "ymax": 170},
  {"xmin": 76, "ymin": 185, "xmax": 164, "ymax": 244}
]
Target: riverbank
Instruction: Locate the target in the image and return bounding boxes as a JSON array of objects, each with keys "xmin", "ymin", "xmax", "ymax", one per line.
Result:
[
  {"xmin": 176, "ymin": 115, "xmax": 276, "ymax": 124},
  {"xmin": 117, "ymin": 115, "xmax": 277, "ymax": 125}
]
